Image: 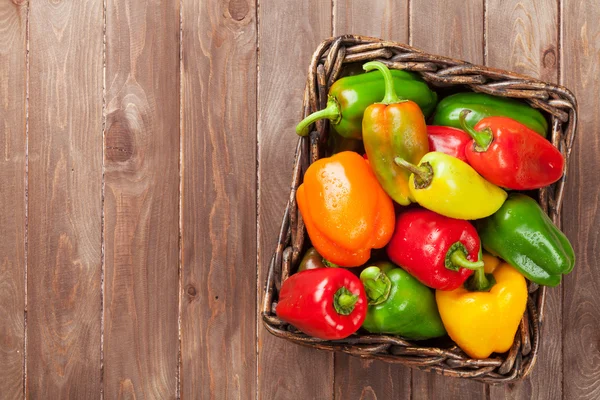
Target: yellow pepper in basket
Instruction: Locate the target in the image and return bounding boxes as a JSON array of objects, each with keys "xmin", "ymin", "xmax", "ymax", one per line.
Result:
[
  {"xmin": 435, "ymin": 252, "xmax": 528, "ymax": 359},
  {"xmin": 394, "ymin": 151, "xmax": 507, "ymax": 220}
]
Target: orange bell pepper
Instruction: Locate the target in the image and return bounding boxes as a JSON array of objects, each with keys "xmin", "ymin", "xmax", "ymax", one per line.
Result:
[{"xmin": 296, "ymin": 151, "xmax": 395, "ymax": 267}]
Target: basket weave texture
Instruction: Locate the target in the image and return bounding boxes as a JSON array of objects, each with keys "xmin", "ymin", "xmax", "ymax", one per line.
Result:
[{"xmin": 261, "ymin": 35, "xmax": 578, "ymax": 384}]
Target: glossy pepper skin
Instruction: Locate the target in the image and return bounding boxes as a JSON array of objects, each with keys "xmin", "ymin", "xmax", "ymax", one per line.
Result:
[
  {"xmin": 360, "ymin": 262, "xmax": 446, "ymax": 339},
  {"xmin": 386, "ymin": 208, "xmax": 485, "ymax": 290},
  {"xmin": 276, "ymin": 268, "xmax": 367, "ymax": 340},
  {"xmin": 436, "ymin": 253, "xmax": 528, "ymax": 359},
  {"xmin": 394, "ymin": 152, "xmax": 507, "ymax": 220},
  {"xmin": 476, "ymin": 193, "xmax": 575, "ymax": 286},
  {"xmin": 460, "ymin": 111, "xmax": 564, "ymax": 190},
  {"xmin": 296, "ymin": 151, "xmax": 395, "ymax": 267},
  {"xmin": 432, "ymin": 92, "xmax": 548, "ymax": 136},
  {"xmin": 296, "ymin": 69, "xmax": 437, "ymax": 139},
  {"xmin": 362, "ymin": 61, "xmax": 430, "ymax": 205},
  {"xmin": 427, "ymin": 126, "xmax": 470, "ymax": 162}
]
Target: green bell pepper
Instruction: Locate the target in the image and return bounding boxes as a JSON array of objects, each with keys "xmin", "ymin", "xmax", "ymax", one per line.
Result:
[
  {"xmin": 296, "ymin": 69, "xmax": 438, "ymax": 140},
  {"xmin": 476, "ymin": 193, "xmax": 575, "ymax": 286},
  {"xmin": 432, "ymin": 92, "xmax": 548, "ymax": 136},
  {"xmin": 360, "ymin": 262, "xmax": 446, "ymax": 340}
]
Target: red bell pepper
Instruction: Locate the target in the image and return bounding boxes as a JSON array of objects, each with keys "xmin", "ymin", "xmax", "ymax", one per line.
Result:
[
  {"xmin": 427, "ymin": 126, "xmax": 470, "ymax": 162},
  {"xmin": 386, "ymin": 208, "xmax": 484, "ymax": 290},
  {"xmin": 460, "ymin": 110, "xmax": 564, "ymax": 190},
  {"xmin": 276, "ymin": 268, "xmax": 367, "ymax": 340}
]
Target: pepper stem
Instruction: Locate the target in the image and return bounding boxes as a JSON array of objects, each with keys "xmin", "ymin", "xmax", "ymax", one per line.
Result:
[
  {"xmin": 445, "ymin": 242, "xmax": 485, "ymax": 271},
  {"xmin": 394, "ymin": 157, "xmax": 434, "ymax": 189},
  {"xmin": 459, "ymin": 109, "xmax": 493, "ymax": 151},
  {"xmin": 360, "ymin": 266, "xmax": 392, "ymax": 306},
  {"xmin": 333, "ymin": 287, "xmax": 359, "ymax": 315},
  {"xmin": 295, "ymin": 96, "xmax": 341, "ymax": 136},
  {"xmin": 322, "ymin": 259, "xmax": 339, "ymax": 268},
  {"xmin": 464, "ymin": 268, "xmax": 497, "ymax": 292},
  {"xmin": 363, "ymin": 61, "xmax": 404, "ymax": 104}
]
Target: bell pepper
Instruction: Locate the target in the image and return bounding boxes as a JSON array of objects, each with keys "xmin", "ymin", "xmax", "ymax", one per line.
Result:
[
  {"xmin": 360, "ymin": 262, "xmax": 446, "ymax": 339},
  {"xmin": 276, "ymin": 268, "xmax": 367, "ymax": 340},
  {"xmin": 394, "ymin": 152, "xmax": 507, "ymax": 220},
  {"xmin": 296, "ymin": 68, "xmax": 437, "ymax": 139},
  {"xmin": 432, "ymin": 92, "xmax": 548, "ymax": 136},
  {"xmin": 459, "ymin": 111, "xmax": 564, "ymax": 190},
  {"xmin": 427, "ymin": 125, "xmax": 470, "ymax": 162},
  {"xmin": 386, "ymin": 208, "xmax": 484, "ymax": 290},
  {"xmin": 436, "ymin": 252, "xmax": 528, "ymax": 359},
  {"xmin": 296, "ymin": 151, "xmax": 395, "ymax": 267},
  {"xmin": 297, "ymin": 247, "xmax": 339, "ymax": 272},
  {"xmin": 362, "ymin": 61, "xmax": 429, "ymax": 205},
  {"xmin": 476, "ymin": 193, "xmax": 575, "ymax": 286}
]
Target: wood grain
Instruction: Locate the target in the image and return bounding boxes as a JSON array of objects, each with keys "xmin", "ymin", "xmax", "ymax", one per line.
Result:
[
  {"xmin": 0, "ymin": 0, "xmax": 26, "ymax": 398},
  {"xmin": 27, "ymin": 0, "xmax": 103, "ymax": 397},
  {"xmin": 562, "ymin": 1, "xmax": 600, "ymax": 399},
  {"xmin": 485, "ymin": 1, "xmax": 561, "ymax": 398},
  {"xmin": 333, "ymin": 0, "xmax": 408, "ymax": 40},
  {"xmin": 103, "ymin": 0, "xmax": 180, "ymax": 398},
  {"xmin": 257, "ymin": 1, "xmax": 333, "ymax": 399},
  {"xmin": 410, "ymin": 0, "xmax": 487, "ymax": 397},
  {"xmin": 180, "ymin": 0, "xmax": 257, "ymax": 398},
  {"xmin": 333, "ymin": 2, "xmax": 411, "ymax": 399}
]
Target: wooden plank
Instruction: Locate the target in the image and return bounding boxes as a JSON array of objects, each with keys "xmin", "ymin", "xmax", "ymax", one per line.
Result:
[
  {"xmin": 485, "ymin": 1, "xmax": 560, "ymax": 399},
  {"xmin": 179, "ymin": 0, "xmax": 257, "ymax": 398},
  {"xmin": 103, "ymin": 0, "xmax": 180, "ymax": 398},
  {"xmin": 333, "ymin": 0, "xmax": 408, "ymax": 40},
  {"xmin": 561, "ymin": 1, "xmax": 600, "ymax": 399},
  {"xmin": 332, "ymin": 2, "xmax": 411, "ymax": 399},
  {"xmin": 257, "ymin": 1, "xmax": 334, "ymax": 399},
  {"xmin": 410, "ymin": 0, "xmax": 488, "ymax": 397},
  {"xmin": 26, "ymin": 0, "xmax": 103, "ymax": 397},
  {"xmin": 0, "ymin": 1, "xmax": 26, "ymax": 398}
]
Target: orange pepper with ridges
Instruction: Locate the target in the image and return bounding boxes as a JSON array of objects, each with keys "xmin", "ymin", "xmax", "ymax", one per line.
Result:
[{"xmin": 296, "ymin": 151, "xmax": 395, "ymax": 267}]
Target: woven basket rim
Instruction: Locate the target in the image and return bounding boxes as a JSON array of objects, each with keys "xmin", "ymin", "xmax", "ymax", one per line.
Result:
[{"xmin": 262, "ymin": 34, "xmax": 578, "ymax": 384}]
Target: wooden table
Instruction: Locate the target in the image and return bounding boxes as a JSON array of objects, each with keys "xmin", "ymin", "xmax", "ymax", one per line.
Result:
[{"xmin": 0, "ymin": 0, "xmax": 596, "ymax": 399}]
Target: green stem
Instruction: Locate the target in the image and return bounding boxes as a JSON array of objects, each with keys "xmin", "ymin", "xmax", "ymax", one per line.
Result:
[
  {"xmin": 322, "ymin": 259, "xmax": 339, "ymax": 268},
  {"xmin": 459, "ymin": 109, "xmax": 493, "ymax": 151},
  {"xmin": 359, "ymin": 266, "xmax": 392, "ymax": 306},
  {"xmin": 333, "ymin": 287, "xmax": 359, "ymax": 315},
  {"xmin": 464, "ymin": 268, "xmax": 496, "ymax": 292},
  {"xmin": 363, "ymin": 61, "xmax": 403, "ymax": 104},
  {"xmin": 394, "ymin": 157, "xmax": 433, "ymax": 189},
  {"xmin": 295, "ymin": 96, "xmax": 341, "ymax": 136},
  {"xmin": 449, "ymin": 249, "xmax": 485, "ymax": 271}
]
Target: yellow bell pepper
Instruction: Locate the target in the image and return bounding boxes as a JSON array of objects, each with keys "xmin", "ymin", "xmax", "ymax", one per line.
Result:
[
  {"xmin": 435, "ymin": 252, "xmax": 528, "ymax": 359},
  {"xmin": 395, "ymin": 152, "xmax": 507, "ymax": 219}
]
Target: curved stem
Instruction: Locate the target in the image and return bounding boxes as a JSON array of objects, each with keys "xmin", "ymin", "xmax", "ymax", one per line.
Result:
[
  {"xmin": 459, "ymin": 109, "xmax": 493, "ymax": 151},
  {"xmin": 360, "ymin": 266, "xmax": 392, "ymax": 306},
  {"xmin": 394, "ymin": 157, "xmax": 433, "ymax": 188},
  {"xmin": 295, "ymin": 96, "xmax": 341, "ymax": 136},
  {"xmin": 333, "ymin": 287, "xmax": 359, "ymax": 315},
  {"xmin": 450, "ymin": 250, "xmax": 485, "ymax": 270},
  {"xmin": 363, "ymin": 61, "xmax": 402, "ymax": 104}
]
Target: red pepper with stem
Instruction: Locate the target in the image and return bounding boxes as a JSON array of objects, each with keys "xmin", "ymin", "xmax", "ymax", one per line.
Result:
[
  {"xmin": 427, "ymin": 126, "xmax": 471, "ymax": 162},
  {"xmin": 276, "ymin": 268, "xmax": 367, "ymax": 340},
  {"xmin": 460, "ymin": 110, "xmax": 564, "ymax": 190},
  {"xmin": 386, "ymin": 208, "xmax": 485, "ymax": 291}
]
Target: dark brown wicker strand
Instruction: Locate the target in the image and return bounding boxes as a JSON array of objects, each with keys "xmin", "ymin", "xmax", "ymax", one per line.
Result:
[{"xmin": 261, "ymin": 35, "xmax": 578, "ymax": 384}]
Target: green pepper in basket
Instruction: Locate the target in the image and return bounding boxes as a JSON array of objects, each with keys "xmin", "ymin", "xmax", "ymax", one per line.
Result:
[
  {"xmin": 476, "ymin": 193, "xmax": 575, "ymax": 286},
  {"xmin": 432, "ymin": 92, "xmax": 548, "ymax": 136},
  {"xmin": 296, "ymin": 68, "xmax": 437, "ymax": 140},
  {"xmin": 360, "ymin": 262, "xmax": 446, "ymax": 340}
]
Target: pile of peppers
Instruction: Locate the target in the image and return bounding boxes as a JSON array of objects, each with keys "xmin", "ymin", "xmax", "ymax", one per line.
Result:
[{"xmin": 276, "ymin": 61, "xmax": 575, "ymax": 360}]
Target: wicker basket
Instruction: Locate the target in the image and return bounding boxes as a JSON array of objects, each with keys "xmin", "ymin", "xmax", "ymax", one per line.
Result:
[{"xmin": 261, "ymin": 35, "xmax": 578, "ymax": 384}]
